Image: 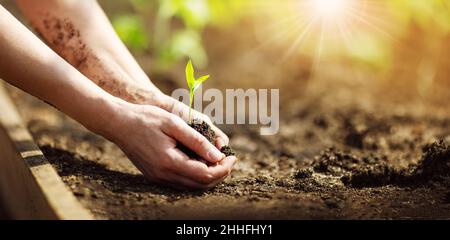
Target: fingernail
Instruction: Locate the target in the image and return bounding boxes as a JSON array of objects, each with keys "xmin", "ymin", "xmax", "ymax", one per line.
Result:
[
  {"xmin": 209, "ymin": 150, "xmax": 225, "ymax": 162},
  {"xmin": 216, "ymin": 139, "xmax": 224, "ymax": 148}
]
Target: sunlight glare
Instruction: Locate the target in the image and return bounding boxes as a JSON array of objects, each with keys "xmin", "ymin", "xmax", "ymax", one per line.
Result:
[{"xmin": 311, "ymin": 0, "xmax": 350, "ymax": 19}]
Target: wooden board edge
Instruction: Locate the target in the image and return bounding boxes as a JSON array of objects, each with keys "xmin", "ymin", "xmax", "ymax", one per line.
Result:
[{"xmin": 0, "ymin": 82, "xmax": 93, "ymax": 220}]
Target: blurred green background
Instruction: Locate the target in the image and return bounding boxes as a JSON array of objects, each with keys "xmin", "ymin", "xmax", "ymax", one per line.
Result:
[
  {"xmin": 1, "ymin": 0, "xmax": 450, "ymax": 105},
  {"xmin": 102, "ymin": 0, "xmax": 450, "ymax": 69},
  {"xmin": 99, "ymin": 0, "xmax": 450, "ymax": 102},
  {"xmin": 102, "ymin": 0, "xmax": 246, "ymax": 68}
]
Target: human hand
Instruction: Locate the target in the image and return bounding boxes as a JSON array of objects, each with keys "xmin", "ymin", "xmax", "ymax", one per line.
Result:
[
  {"xmin": 102, "ymin": 101, "xmax": 237, "ymax": 190},
  {"xmin": 170, "ymin": 98, "xmax": 230, "ymax": 149},
  {"xmin": 124, "ymin": 87, "xmax": 231, "ymax": 150}
]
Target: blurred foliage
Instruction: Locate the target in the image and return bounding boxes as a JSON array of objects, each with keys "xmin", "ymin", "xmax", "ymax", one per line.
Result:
[
  {"xmin": 112, "ymin": 0, "xmax": 244, "ymax": 68},
  {"xmin": 113, "ymin": 15, "xmax": 149, "ymax": 51},
  {"xmin": 388, "ymin": 0, "xmax": 450, "ymax": 33},
  {"xmin": 110, "ymin": 0, "xmax": 450, "ymax": 71}
]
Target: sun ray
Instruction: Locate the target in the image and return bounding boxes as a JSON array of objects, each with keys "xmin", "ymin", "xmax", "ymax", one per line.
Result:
[
  {"xmin": 337, "ymin": 19, "xmax": 352, "ymax": 51},
  {"xmin": 281, "ymin": 16, "xmax": 318, "ymax": 61},
  {"xmin": 344, "ymin": 7, "xmax": 395, "ymax": 41},
  {"xmin": 312, "ymin": 19, "xmax": 326, "ymax": 74},
  {"xmin": 345, "ymin": 4, "xmax": 398, "ymax": 34},
  {"xmin": 258, "ymin": 18, "xmax": 310, "ymax": 50},
  {"xmin": 240, "ymin": 0, "xmax": 398, "ymax": 70}
]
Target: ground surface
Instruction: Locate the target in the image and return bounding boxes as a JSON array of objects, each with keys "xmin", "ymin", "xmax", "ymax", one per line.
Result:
[
  {"xmin": 0, "ymin": 204, "xmax": 9, "ymax": 220},
  {"xmin": 7, "ymin": 66, "xmax": 450, "ymax": 219}
]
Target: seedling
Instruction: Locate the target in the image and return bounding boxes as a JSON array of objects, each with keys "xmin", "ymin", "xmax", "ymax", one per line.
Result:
[{"xmin": 185, "ymin": 59, "xmax": 210, "ymax": 123}]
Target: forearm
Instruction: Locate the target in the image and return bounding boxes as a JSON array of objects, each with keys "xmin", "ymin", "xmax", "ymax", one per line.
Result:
[
  {"xmin": 15, "ymin": 0, "xmax": 170, "ymax": 108},
  {"xmin": 0, "ymin": 5, "xmax": 119, "ymax": 137}
]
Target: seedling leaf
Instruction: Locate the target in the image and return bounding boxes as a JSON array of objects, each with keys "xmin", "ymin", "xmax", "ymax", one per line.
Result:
[
  {"xmin": 186, "ymin": 59, "xmax": 195, "ymax": 90},
  {"xmin": 185, "ymin": 60, "xmax": 210, "ymax": 123},
  {"xmin": 193, "ymin": 75, "xmax": 210, "ymax": 92},
  {"xmin": 196, "ymin": 75, "xmax": 210, "ymax": 84}
]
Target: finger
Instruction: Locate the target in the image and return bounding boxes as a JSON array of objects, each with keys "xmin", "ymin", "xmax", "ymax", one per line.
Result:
[
  {"xmin": 213, "ymin": 156, "xmax": 238, "ymax": 184},
  {"xmin": 210, "ymin": 125, "xmax": 229, "ymax": 148},
  {"xmin": 199, "ymin": 157, "xmax": 237, "ymax": 186},
  {"xmin": 163, "ymin": 116, "xmax": 225, "ymax": 163},
  {"xmin": 173, "ymin": 106, "xmax": 229, "ymax": 148},
  {"xmin": 218, "ymin": 156, "xmax": 238, "ymax": 170},
  {"xmin": 167, "ymin": 156, "xmax": 238, "ymax": 189},
  {"xmin": 165, "ymin": 172, "xmax": 214, "ymax": 190},
  {"xmin": 168, "ymin": 148, "xmax": 229, "ymax": 184}
]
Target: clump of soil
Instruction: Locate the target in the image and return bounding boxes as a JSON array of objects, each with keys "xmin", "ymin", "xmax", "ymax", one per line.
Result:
[
  {"xmin": 189, "ymin": 119, "xmax": 216, "ymax": 143},
  {"xmin": 341, "ymin": 164, "xmax": 406, "ymax": 188},
  {"xmin": 312, "ymin": 147, "xmax": 363, "ymax": 175},
  {"xmin": 178, "ymin": 119, "xmax": 235, "ymax": 159},
  {"xmin": 294, "ymin": 168, "xmax": 313, "ymax": 179},
  {"xmin": 445, "ymin": 192, "xmax": 450, "ymax": 204},
  {"xmin": 344, "ymin": 128, "xmax": 367, "ymax": 149},
  {"xmin": 415, "ymin": 140, "xmax": 450, "ymax": 181},
  {"xmin": 341, "ymin": 140, "xmax": 450, "ymax": 188},
  {"xmin": 220, "ymin": 146, "xmax": 235, "ymax": 157}
]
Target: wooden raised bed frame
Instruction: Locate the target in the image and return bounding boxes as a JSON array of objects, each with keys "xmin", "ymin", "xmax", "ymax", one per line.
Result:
[{"xmin": 0, "ymin": 83, "xmax": 93, "ymax": 220}]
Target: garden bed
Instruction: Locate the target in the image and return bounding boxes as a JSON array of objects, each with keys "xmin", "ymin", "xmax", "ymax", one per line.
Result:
[
  {"xmin": 0, "ymin": 84, "xmax": 92, "ymax": 220},
  {"xmin": 5, "ymin": 67, "xmax": 450, "ymax": 219}
]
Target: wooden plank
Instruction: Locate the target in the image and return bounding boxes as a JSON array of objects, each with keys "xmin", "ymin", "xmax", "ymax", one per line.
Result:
[{"xmin": 0, "ymin": 82, "xmax": 93, "ymax": 220}]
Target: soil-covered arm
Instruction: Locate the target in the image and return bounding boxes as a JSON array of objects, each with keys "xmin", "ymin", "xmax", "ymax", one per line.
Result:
[
  {"xmin": 15, "ymin": 0, "xmax": 165, "ymax": 107},
  {"xmin": 0, "ymin": 4, "xmax": 118, "ymax": 135},
  {"xmin": 15, "ymin": 0, "xmax": 230, "ymax": 147},
  {"xmin": 0, "ymin": 4, "xmax": 234, "ymax": 190}
]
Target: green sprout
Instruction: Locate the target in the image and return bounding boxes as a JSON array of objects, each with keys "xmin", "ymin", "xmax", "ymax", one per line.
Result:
[{"xmin": 185, "ymin": 59, "xmax": 210, "ymax": 123}]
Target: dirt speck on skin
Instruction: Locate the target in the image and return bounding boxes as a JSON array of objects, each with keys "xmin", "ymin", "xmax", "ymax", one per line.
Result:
[
  {"xmin": 37, "ymin": 14, "xmax": 143, "ymax": 104},
  {"xmin": 41, "ymin": 15, "xmax": 88, "ymax": 68}
]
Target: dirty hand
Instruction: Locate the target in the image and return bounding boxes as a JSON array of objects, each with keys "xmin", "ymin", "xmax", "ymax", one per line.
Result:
[
  {"xmin": 152, "ymin": 94, "xmax": 230, "ymax": 150},
  {"xmin": 104, "ymin": 102, "xmax": 237, "ymax": 190},
  {"xmin": 123, "ymin": 88, "xmax": 231, "ymax": 150}
]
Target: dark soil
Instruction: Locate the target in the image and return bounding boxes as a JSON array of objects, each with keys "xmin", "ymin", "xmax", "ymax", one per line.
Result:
[
  {"xmin": 341, "ymin": 140, "xmax": 450, "ymax": 188},
  {"xmin": 220, "ymin": 146, "xmax": 235, "ymax": 157},
  {"xmin": 178, "ymin": 119, "xmax": 235, "ymax": 159},
  {"xmin": 416, "ymin": 140, "xmax": 450, "ymax": 180},
  {"xmin": 8, "ymin": 78, "xmax": 450, "ymax": 219},
  {"xmin": 0, "ymin": 201, "xmax": 9, "ymax": 220}
]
